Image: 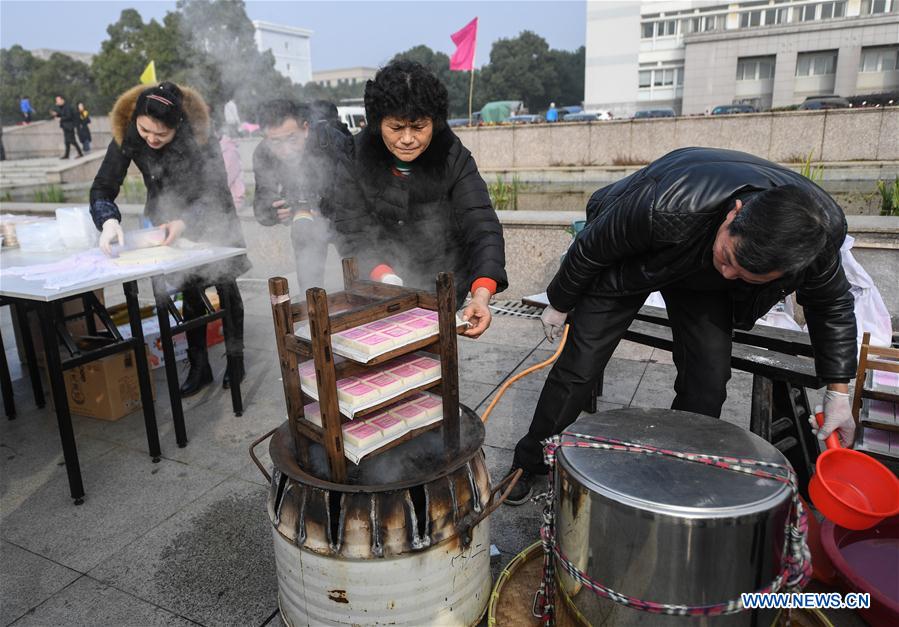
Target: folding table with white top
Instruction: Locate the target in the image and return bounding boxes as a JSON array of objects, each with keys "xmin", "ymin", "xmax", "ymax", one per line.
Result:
[{"xmin": 0, "ymin": 245, "xmax": 246, "ymax": 503}]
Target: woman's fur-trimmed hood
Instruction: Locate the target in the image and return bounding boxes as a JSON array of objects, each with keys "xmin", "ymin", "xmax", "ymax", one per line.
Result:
[{"xmin": 110, "ymin": 83, "xmax": 210, "ymax": 146}]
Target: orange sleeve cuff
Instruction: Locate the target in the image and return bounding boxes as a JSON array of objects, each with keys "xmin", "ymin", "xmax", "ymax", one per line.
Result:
[
  {"xmin": 370, "ymin": 264, "xmax": 394, "ymax": 281},
  {"xmin": 471, "ymin": 277, "xmax": 497, "ymax": 296}
]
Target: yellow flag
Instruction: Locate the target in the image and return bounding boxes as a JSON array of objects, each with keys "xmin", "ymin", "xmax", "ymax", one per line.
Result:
[{"xmin": 140, "ymin": 60, "xmax": 157, "ymax": 85}]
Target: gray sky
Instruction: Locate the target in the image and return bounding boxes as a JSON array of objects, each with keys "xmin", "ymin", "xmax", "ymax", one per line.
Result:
[{"xmin": 0, "ymin": 0, "xmax": 587, "ymax": 71}]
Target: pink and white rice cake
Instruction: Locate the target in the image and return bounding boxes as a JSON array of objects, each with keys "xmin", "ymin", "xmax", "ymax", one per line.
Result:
[
  {"xmin": 343, "ymin": 421, "xmax": 384, "ymax": 448},
  {"xmin": 402, "ymin": 317, "xmax": 438, "ymax": 331},
  {"xmin": 339, "ymin": 381, "xmax": 378, "ymax": 405},
  {"xmin": 384, "ymin": 310, "xmax": 419, "ymax": 324},
  {"xmin": 413, "ymin": 393, "xmax": 443, "ymax": 419},
  {"xmin": 366, "ymin": 411, "xmax": 405, "ymax": 437},
  {"xmin": 390, "ymin": 402, "xmax": 432, "ymax": 429},
  {"xmin": 298, "ymin": 360, "xmax": 316, "ymax": 387},
  {"xmin": 364, "ymin": 320, "xmax": 394, "ymax": 332},
  {"xmin": 359, "ymin": 371, "xmax": 402, "ymax": 395},
  {"xmin": 408, "ymin": 356, "xmax": 441, "ymax": 379},
  {"xmin": 388, "ymin": 363, "xmax": 424, "ymax": 385},
  {"xmin": 380, "ymin": 325, "xmax": 417, "ymax": 340},
  {"xmin": 303, "ymin": 401, "xmax": 322, "ymax": 427}
]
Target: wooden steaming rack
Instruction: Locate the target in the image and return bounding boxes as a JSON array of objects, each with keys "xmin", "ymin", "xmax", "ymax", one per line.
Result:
[
  {"xmin": 853, "ymin": 331, "xmax": 899, "ymax": 461},
  {"xmin": 268, "ymin": 259, "xmax": 463, "ymax": 483}
]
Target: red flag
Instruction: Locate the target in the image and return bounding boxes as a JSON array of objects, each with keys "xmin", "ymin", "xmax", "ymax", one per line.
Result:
[{"xmin": 449, "ymin": 17, "xmax": 478, "ymax": 71}]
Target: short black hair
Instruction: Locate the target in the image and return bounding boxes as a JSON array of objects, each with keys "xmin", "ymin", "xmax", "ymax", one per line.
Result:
[
  {"xmin": 310, "ymin": 99, "xmax": 339, "ymax": 124},
  {"xmin": 134, "ymin": 82, "xmax": 184, "ymax": 130},
  {"xmin": 728, "ymin": 184, "xmax": 829, "ymax": 275},
  {"xmin": 258, "ymin": 99, "xmax": 309, "ymax": 129},
  {"xmin": 364, "ymin": 60, "xmax": 448, "ymax": 133}
]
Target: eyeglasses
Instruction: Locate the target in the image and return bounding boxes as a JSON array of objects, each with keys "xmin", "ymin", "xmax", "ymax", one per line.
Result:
[{"xmin": 265, "ymin": 131, "xmax": 303, "ymax": 147}]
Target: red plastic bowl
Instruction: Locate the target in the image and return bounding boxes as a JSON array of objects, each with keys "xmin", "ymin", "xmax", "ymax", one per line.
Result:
[
  {"xmin": 809, "ymin": 447, "xmax": 899, "ymax": 531},
  {"xmin": 821, "ymin": 516, "xmax": 899, "ymax": 626}
]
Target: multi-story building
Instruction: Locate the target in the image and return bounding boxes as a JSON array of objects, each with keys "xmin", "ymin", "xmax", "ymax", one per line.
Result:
[
  {"xmin": 311, "ymin": 67, "xmax": 378, "ymax": 89},
  {"xmin": 252, "ymin": 20, "xmax": 313, "ymax": 85},
  {"xmin": 585, "ymin": 0, "xmax": 899, "ymax": 116}
]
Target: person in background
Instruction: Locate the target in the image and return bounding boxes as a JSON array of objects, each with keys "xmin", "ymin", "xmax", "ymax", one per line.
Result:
[
  {"xmin": 77, "ymin": 102, "xmax": 92, "ymax": 152},
  {"xmin": 19, "ymin": 95, "xmax": 35, "ymax": 124},
  {"xmin": 224, "ymin": 99, "xmax": 240, "ymax": 137},
  {"xmin": 332, "ymin": 60, "xmax": 507, "ymax": 338},
  {"xmin": 51, "ymin": 95, "xmax": 83, "ymax": 159},
  {"xmin": 310, "ymin": 99, "xmax": 352, "ymax": 137},
  {"xmin": 89, "ymin": 81, "xmax": 250, "ymax": 395},
  {"xmin": 219, "ymin": 133, "xmax": 245, "ymax": 213},
  {"xmin": 504, "ymin": 147, "xmax": 858, "ymax": 505},
  {"xmin": 545, "ymin": 102, "xmax": 559, "ymax": 123},
  {"xmin": 252, "ymin": 99, "xmax": 353, "ymax": 294},
  {"xmin": 208, "ymin": 102, "xmax": 246, "ymax": 213}
]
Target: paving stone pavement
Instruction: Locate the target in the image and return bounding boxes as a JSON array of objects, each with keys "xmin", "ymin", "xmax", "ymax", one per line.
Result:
[{"xmin": 1, "ymin": 297, "xmax": 856, "ymax": 626}]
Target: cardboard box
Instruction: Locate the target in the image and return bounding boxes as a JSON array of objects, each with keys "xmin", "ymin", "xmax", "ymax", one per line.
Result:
[
  {"xmin": 207, "ymin": 318, "xmax": 224, "ymax": 348},
  {"xmin": 118, "ymin": 316, "xmax": 188, "ymax": 370},
  {"xmin": 63, "ymin": 346, "xmax": 156, "ymax": 421},
  {"xmin": 117, "ymin": 314, "xmax": 224, "ymax": 370},
  {"xmin": 12, "ymin": 290, "xmax": 105, "ymax": 368}
]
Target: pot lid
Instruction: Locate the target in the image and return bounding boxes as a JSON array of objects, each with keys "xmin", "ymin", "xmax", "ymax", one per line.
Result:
[{"xmin": 557, "ymin": 408, "xmax": 792, "ymax": 518}]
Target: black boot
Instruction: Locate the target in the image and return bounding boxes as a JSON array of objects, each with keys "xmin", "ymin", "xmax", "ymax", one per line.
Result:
[
  {"xmin": 222, "ymin": 354, "xmax": 245, "ymax": 389},
  {"xmin": 180, "ymin": 346, "xmax": 213, "ymax": 397},
  {"xmin": 504, "ymin": 467, "xmax": 540, "ymax": 506}
]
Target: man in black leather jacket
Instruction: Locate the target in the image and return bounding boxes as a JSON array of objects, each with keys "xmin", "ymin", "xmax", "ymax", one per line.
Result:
[
  {"xmin": 253, "ymin": 99, "xmax": 353, "ymax": 294},
  {"xmin": 506, "ymin": 147, "xmax": 858, "ymax": 505}
]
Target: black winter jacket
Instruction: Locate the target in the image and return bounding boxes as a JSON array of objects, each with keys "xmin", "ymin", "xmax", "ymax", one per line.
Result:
[
  {"xmin": 548, "ymin": 147, "xmax": 856, "ymax": 381},
  {"xmin": 332, "ymin": 126, "xmax": 507, "ymax": 301},
  {"xmin": 252, "ymin": 120, "xmax": 353, "ymax": 226},
  {"xmin": 89, "ymin": 84, "xmax": 250, "ymax": 280},
  {"xmin": 77, "ymin": 110, "xmax": 92, "ymax": 144},
  {"xmin": 54, "ymin": 102, "xmax": 78, "ymax": 131}
]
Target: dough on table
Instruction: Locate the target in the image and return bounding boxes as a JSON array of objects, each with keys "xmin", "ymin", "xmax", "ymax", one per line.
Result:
[{"xmin": 111, "ymin": 246, "xmax": 185, "ymax": 266}]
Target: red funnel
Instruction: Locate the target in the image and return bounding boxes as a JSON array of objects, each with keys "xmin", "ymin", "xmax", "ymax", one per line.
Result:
[{"xmin": 808, "ymin": 409, "xmax": 899, "ymax": 531}]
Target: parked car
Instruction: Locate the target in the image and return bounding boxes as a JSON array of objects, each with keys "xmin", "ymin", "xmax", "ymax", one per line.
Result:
[
  {"xmin": 634, "ymin": 108, "xmax": 676, "ymax": 119},
  {"xmin": 711, "ymin": 104, "xmax": 758, "ymax": 115},
  {"xmin": 337, "ymin": 106, "xmax": 366, "ymax": 134},
  {"xmin": 559, "ymin": 105, "xmax": 583, "ymax": 117},
  {"xmin": 448, "ymin": 112, "xmax": 482, "ymax": 127},
  {"xmin": 799, "ymin": 96, "xmax": 850, "ymax": 110},
  {"xmin": 506, "ymin": 114, "xmax": 542, "ymax": 124},
  {"xmin": 562, "ymin": 111, "xmax": 612, "ymax": 122},
  {"xmin": 480, "ymin": 101, "xmax": 523, "ymax": 123}
]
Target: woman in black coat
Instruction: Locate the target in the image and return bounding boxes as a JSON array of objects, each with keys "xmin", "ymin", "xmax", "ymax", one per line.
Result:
[
  {"xmin": 76, "ymin": 102, "xmax": 92, "ymax": 152},
  {"xmin": 90, "ymin": 82, "xmax": 250, "ymax": 396},
  {"xmin": 332, "ymin": 61, "xmax": 507, "ymax": 338}
]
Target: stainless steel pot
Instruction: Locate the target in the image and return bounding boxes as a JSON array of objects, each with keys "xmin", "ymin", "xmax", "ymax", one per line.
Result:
[{"xmin": 553, "ymin": 408, "xmax": 793, "ymax": 626}]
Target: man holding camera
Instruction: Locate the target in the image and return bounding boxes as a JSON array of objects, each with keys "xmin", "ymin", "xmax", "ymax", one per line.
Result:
[{"xmin": 253, "ymin": 100, "xmax": 353, "ymax": 293}]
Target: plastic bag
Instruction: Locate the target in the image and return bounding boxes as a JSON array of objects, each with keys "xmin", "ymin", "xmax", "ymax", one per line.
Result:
[
  {"xmin": 757, "ymin": 298, "xmax": 803, "ymax": 331},
  {"xmin": 55, "ymin": 206, "xmax": 98, "ymax": 250},
  {"xmin": 834, "ymin": 235, "xmax": 893, "ymax": 348}
]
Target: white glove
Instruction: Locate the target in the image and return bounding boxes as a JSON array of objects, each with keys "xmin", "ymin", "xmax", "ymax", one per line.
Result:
[
  {"xmin": 808, "ymin": 390, "xmax": 855, "ymax": 448},
  {"xmin": 541, "ymin": 305, "xmax": 568, "ymax": 343},
  {"xmin": 99, "ymin": 219, "xmax": 124, "ymax": 256},
  {"xmin": 380, "ymin": 273, "xmax": 404, "ymax": 286}
]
